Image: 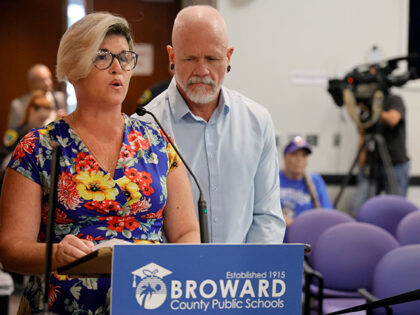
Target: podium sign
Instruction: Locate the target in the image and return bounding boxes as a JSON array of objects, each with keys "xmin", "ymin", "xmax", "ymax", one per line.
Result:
[{"xmin": 111, "ymin": 244, "xmax": 304, "ymax": 314}]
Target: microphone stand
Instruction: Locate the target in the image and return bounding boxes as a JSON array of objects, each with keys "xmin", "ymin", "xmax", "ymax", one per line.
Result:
[
  {"xmin": 39, "ymin": 142, "xmax": 61, "ymax": 315},
  {"xmin": 136, "ymin": 106, "xmax": 209, "ymax": 243}
]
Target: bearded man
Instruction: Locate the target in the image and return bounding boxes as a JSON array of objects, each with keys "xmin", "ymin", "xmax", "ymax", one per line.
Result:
[{"xmin": 133, "ymin": 5, "xmax": 285, "ymax": 244}]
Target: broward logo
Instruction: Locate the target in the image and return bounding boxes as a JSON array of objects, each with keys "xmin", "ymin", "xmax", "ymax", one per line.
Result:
[{"xmin": 132, "ymin": 263, "xmax": 172, "ymax": 310}]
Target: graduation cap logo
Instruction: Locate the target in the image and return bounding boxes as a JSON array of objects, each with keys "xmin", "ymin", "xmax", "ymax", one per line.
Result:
[{"xmin": 132, "ymin": 263, "xmax": 172, "ymax": 310}]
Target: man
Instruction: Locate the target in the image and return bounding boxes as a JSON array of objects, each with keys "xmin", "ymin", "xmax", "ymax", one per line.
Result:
[
  {"xmin": 7, "ymin": 64, "xmax": 67, "ymax": 129},
  {"xmin": 133, "ymin": 5, "xmax": 285, "ymax": 243},
  {"xmin": 351, "ymin": 93, "xmax": 409, "ymax": 216},
  {"xmin": 280, "ymin": 136, "xmax": 333, "ymax": 227}
]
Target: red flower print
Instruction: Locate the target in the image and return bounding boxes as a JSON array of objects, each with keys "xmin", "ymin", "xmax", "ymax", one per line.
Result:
[
  {"xmin": 124, "ymin": 168, "xmax": 142, "ymax": 183},
  {"xmin": 140, "ymin": 185, "xmax": 154, "ymax": 196},
  {"xmin": 141, "ymin": 206, "xmax": 163, "ymax": 220},
  {"xmin": 85, "ymin": 200, "xmax": 121, "ymax": 214},
  {"xmin": 55, "ymin": 209, "xmax": 73, "ymax": 224},
  {"xmin": 100, "ymin": 200, "xmax": 122, "ymax": 214},
  {"xmin": 77, "ymin": 233, "xmax": 105, "ymax": 241},
  {"xmin": 48, "ymin": 283, "xmax": 61, "ymax": 308},
  {"xmin": 159, "ymin": 129, "xmax": 175, "ymax": 144},
  {"xmin": 137, "ymin": 171, "xmax": 153, "ymax": 187},
  {"xmin": 128, "ymin": 130, "xmax": 151, "ymax": 151},
  {"xmin": 85, "ymin": 201, "xmax": 100, "ymax": 210},
  {"xmin": 120, "ymin": 144, "xmax": 136, "ymax": 160},
  {"xmin": 75, "ymin": 152, "xmax": 100, "ymax": 172},
  {"xmin": 130, "ymin": 198, "xmax": 152, "ymax": 214},
  {"xmin": 13, "ymin": 131, "xmax": 37, "ymax": 162},
  {"xmin": 58, "ymin": 171, "xmax": 80, "ymax": 210},
  {"xmin": 124, "ymin": 216, "xmax": 140, "ymax": 231},
  {"xmin": 41, "ymin": 203, "xmax": 49, "ymax": 225},
  {"xmin": 105, "ymin": 216, "xmax": 126, "ymax": 232},
  {"xmin": 42, "ymin": 205, "xmax": 73, "ymax": 225}
]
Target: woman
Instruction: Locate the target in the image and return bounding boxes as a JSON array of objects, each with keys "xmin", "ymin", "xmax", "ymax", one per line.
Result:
[{"xmin": 0, "ymin": 12, "xmax": 200, "ymax": 314}]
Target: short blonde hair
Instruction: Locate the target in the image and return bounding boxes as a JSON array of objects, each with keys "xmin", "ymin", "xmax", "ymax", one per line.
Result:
[{"xmin": 56, "ymin": 12, "xmax": 134, "ymax": 82}]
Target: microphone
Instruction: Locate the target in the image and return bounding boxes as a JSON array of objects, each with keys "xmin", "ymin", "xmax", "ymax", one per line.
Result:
[
  {"xmin": 37, "ymin": 141, "xmax": 61, "ymax": 315},
  {"xmin": 136, "ymin": 106, "xmax": 209, "ymax": 243}
]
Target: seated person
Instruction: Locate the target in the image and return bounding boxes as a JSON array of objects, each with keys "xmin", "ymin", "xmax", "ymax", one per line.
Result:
[
  {"xmin": 7, "ymin": 64, "xmax": 67, "ymax": 129},
  {"xmin": 280, "ymin": 136, "xmax": 333, "ymax": 227},
  {"xmin": 0, "ymin": 90, "xmax": 53, "ymax": 179}
]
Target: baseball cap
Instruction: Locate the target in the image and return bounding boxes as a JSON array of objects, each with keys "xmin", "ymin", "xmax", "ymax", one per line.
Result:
[{"xmin": 283, "ymin": 136, "xmax": 312, "ymax": 155}]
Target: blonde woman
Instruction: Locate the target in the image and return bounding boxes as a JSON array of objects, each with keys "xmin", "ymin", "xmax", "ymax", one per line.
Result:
[{"xmin": 0, "ymin": 12, "xmax": 199, "ymax": 314}]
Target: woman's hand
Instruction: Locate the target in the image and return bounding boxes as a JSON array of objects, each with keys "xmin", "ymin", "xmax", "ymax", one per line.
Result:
[{"xmin": 54, "ymin": 234, "xmax": 94, "ymax": 268}]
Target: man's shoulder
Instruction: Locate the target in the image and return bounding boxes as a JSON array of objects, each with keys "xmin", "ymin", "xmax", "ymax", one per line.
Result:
[
  {"xmin": 223, "ymin": 87, "xmax": 271, "ymax": 122},
  {"xmin": 386, "ymin": 93, "xmax": 404, "ymax": 107},
  {"xmin": 10, "ymin": 93, "xmax": 30, "ymax": 107}
]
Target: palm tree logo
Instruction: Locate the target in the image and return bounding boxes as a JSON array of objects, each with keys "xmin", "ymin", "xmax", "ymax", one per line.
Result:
[{"xmin": 132, "ymin": 263, "xmax": 172, "ymax": 310}]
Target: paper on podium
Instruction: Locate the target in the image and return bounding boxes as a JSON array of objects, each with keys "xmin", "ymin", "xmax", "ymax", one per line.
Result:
[{"xmin": 57, "ymin": 239, "xmax": 133, "ymax": 278}]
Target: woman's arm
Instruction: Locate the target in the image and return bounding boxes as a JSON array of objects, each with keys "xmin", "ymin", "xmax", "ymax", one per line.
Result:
[
  {"xmin": 0, "ymin": 169, "xmax": 93, "ymax": 275},
  {"xmin": 163, "ymin": 163, "xmax": 200, "ymax": 243}
]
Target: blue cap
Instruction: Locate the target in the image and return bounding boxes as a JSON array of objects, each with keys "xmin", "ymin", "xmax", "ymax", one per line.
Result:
[{"xmin": 283, "ymin": 136, "xmax": 312, "ymax": 155}]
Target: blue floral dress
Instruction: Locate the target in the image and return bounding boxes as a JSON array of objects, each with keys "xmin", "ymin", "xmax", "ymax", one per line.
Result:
[{"xmin": 9, "ymin": 114, "xmax": 179, "ymax": 315}]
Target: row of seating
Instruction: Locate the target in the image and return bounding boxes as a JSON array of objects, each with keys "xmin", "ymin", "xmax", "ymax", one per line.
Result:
[{"xmin": 285, "ymin": 195, "xmax": 420, "ymax": 315}]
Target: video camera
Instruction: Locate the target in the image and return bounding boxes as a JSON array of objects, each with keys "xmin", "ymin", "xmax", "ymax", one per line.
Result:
[
  {"xmin": 328, "ymin": 55, "xmax": 418, "ymax": 107},
  {"xmin": 327, "ymin": 55, "xmax": 418, "ymax": 128}
]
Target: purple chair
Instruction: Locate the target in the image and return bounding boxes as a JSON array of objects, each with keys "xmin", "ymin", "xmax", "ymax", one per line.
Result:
[
  {"xmin": 361, "ymin": 245, "xmax": 420, "ymax": 315},
  {"xmin": 396, "ymin": 211, "xmax": 420, "ymax": 246},
  {"xmin": 305, "ymin": 222, "xmax": 399, "ymax": 314},
  {"xmin": 357, "ymin": 195, "xmax": 419, "ymax": 236},
  {"xmin": 286, "ymin": 208, "xmax": 355, "ymax": 264}
]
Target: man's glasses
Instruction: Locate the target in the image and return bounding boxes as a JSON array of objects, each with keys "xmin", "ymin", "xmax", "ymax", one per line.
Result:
[{"xmin": 93, "ymin": 49, "xmax": 138, "ymax": 71}]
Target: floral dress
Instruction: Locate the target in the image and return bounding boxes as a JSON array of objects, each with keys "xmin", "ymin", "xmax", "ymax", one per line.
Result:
[{"xmin": 9, "ymin": 114, "xmax": 179, "ymax": 315}]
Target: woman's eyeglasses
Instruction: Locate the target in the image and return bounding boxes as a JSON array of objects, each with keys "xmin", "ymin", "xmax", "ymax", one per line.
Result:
[{"xmin": 93, "ymin": 49, "xmax": 138, "ymax": 71}]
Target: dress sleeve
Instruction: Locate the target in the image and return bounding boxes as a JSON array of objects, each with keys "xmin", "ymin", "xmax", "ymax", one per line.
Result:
[
  {"xmin": 7, "ymin": 129, "xmax": 43, "ymax": 185},
  {"xmin": 166, "ymin": 136, "xmax": 181, "ymax": 174}
]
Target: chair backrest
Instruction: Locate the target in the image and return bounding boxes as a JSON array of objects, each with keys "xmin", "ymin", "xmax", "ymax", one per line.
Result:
[
  {"xmin": 313, "ymin": 222, "xmax": 399, "ymax": 291},
  {"xmin": 286, "ymin": 208, "xmax": 355, "ymax": 263},
  {"xmin": 396, "ymin": 210, "xmax": 420, "ymax": 246},
  {"xmin": 372, "ymin": 244, "xmax": 420, "ymax": 315},
  {"xmin": 357, "ymin": 195, "xmax": 419, "ymax": 236}
]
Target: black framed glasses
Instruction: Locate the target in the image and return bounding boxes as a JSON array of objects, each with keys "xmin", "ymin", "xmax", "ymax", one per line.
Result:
[{"xmin": 93, "ymin": 49, "xmax": 138, "ymax": 71}]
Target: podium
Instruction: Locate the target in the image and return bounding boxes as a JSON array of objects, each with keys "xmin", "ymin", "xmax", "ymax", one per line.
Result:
[{"xmin": 59, "ymin": 244, "xmax": 304, "ymax": 314}]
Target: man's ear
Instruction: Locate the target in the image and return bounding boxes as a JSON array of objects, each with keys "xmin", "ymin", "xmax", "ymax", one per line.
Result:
[
  {"xmin": 167, "ymin": 45, "xmax": 175, "ymax": 65},
  {"xmin": 227, "ymin": 46, "xmax": 234, "ymax": 63}
]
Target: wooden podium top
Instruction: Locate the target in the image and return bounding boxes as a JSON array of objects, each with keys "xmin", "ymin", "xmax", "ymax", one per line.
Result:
[{"xmin": 57, "ymin": 247, "xmax": 112, "ymax": 277}]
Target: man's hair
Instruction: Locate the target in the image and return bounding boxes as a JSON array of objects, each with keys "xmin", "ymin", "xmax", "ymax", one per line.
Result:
[{"xmin": 56, "ymin": 12, "xmax": 133, "ymax": 82}]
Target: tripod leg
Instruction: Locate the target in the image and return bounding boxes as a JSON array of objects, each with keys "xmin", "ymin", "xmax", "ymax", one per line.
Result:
[
  {"xmin": 333, "ymin": 139, "xmax": 367, "ymax": 209},
  {"xmin": 374, "ymin": 134, "xmax": 400, "ymax": 195}
]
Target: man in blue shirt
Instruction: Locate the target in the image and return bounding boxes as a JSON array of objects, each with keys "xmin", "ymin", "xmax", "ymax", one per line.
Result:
[
  {"xmin": 280, "ymin": 137, "xmax": 333, "ymax": 227},
  {"xmin": 132, "ymin": 5, "xmax": 285, "ymax": 243}
]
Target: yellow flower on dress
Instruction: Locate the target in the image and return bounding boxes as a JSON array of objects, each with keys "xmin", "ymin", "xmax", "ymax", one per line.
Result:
[
  {"xmin": 167, "ymin": 142, "xmax": 179, "ymax": 173},
  {"xmin": 39, "ymin": 124, "xmax": 54, "ymax": 136},
  {"xmin": 116, "ymin": 176, "xmax": 142, "ymax": 205},
  {"xmin": 74, "ymin": 170, "xmax": 118, "ymax": 201},
  {"xmin": 54, "ymin": 272, "xmax": 68, "ymax": 281}
]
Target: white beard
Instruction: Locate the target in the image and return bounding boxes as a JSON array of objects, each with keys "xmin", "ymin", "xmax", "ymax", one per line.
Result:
[{"xmin": 178, "ymin": 76, "xmax": 221, "ymax": 104}]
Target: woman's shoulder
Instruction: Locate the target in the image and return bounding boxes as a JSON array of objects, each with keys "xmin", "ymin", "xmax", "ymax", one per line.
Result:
[{"xmin": 125, "ymin": 114, "xmax": 161, "ymax": 135}]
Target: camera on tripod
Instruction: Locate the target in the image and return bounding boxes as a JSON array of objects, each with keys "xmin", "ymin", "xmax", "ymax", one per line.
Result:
[{"xmin": 327, "ymin": 55, "xmax": 418, "ymax": 129}]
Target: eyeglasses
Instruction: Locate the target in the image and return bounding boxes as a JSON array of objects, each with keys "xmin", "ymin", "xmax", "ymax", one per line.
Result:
[{"xmin": 93, "ymin": 49, "xmax": 138, "ymax": 71}]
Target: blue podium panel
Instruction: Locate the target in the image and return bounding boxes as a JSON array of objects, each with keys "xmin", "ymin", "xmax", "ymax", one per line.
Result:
[{"xmin": 111, "ymin": 244, "xmax": 304, "ymax": 314}]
